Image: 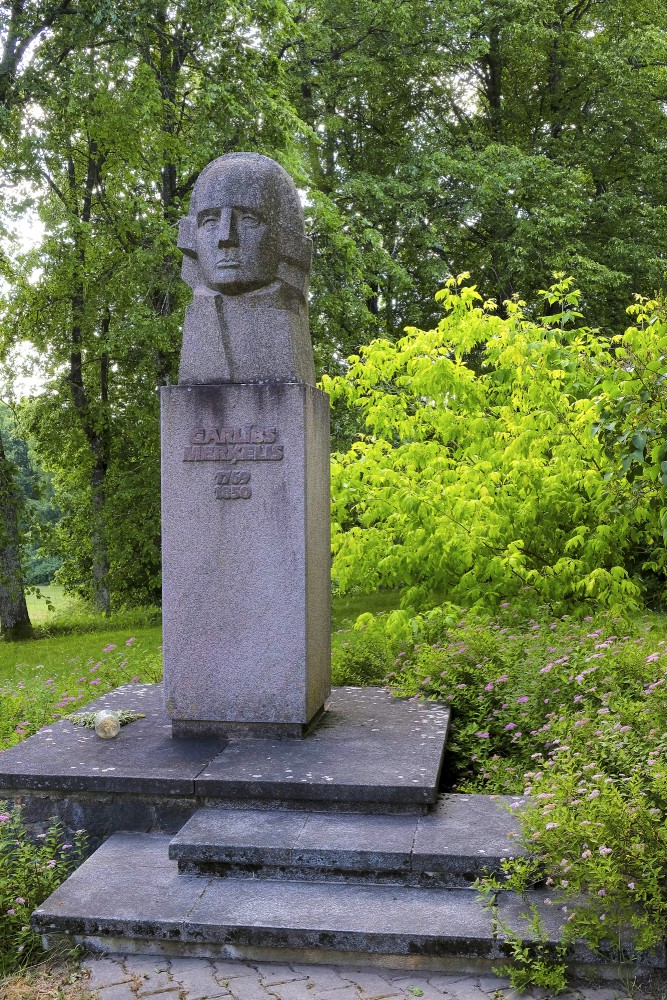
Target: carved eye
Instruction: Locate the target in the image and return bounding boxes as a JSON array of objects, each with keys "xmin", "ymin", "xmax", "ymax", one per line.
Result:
[
  {"xmin": 200, "ymin": 215, "xmax": 218, "ymax": 228},
  {"xmin": 241, "ymin": 214, "xmax": 261, "ymax": 227}
]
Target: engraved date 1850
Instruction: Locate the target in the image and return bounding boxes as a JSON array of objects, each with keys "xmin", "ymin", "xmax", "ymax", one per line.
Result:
[{"xmin": 214, "ymin": 470, "xmax": 251, "ymax": 500}]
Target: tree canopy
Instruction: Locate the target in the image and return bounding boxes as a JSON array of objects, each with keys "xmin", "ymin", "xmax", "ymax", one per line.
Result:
[
  {"xmin": 326, "ymin": 275, "xmax": 667, "ymax": 613},
  {"xmin": 1, "ymin": 0, "xmax": 667, "ymax": 611}
]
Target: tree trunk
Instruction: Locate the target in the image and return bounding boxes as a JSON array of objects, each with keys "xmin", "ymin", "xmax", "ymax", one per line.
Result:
[
  {"xmin": 65, "ymin": 143, "xmax": 113, "ymax": 616},
  {"xmin": 483, "ymin": 25, "xmax": 503, "ymax": 140},
  {"xmin": 90, "ymin": 461, "xmax": 110, "ymax": 616},
  {"xmin": 0, "ymin": 429, "xmax": 32, "ymax": 639}
]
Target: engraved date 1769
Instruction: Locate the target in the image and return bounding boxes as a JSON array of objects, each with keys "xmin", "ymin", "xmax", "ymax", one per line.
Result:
[{"xmin": 215, "ymin": 470, "xmax": 251, "ymax": 500}]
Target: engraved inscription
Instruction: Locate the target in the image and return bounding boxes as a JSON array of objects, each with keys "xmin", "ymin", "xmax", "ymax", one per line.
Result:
[
  {"xmin": 216, "ymin": 485, "xmax": 252, "ymax": 499},
  {"xmin": 192, "ymin": 424, "xmax": 276, "ymax": 444},
  {"xmin": 215, "ymin": 471, "xmax": 251, "ymax": 485},
  {"xmin": 214, "ymin": 470, "xmax": 252, "ymax": 500},
  {"xmin": 183, "ymin": 425, "xmax": 284, "ymax": 464}
]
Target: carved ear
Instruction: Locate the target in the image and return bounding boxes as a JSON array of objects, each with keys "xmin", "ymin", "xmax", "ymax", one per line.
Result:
[
  {"xmin": 276, "ymin": 261, "xmax": 308, "ymax": 304},
  {"xmin": 177, "ymin": 217, "xmax": 197, "ymax": 256},
  {"xmin": 181, "ymin": 255, "xmax": 201, "ymax": 290},
  {"xmin": 279, "ymin": 229, "xmax": 312, "ymax": 270}
]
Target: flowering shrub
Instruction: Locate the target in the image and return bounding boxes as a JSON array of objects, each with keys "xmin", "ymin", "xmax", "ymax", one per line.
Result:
[
  {"xmin": 0, "ymin": 807, "xmax": 86, "ymax": 974},
  {"xmin": 324, "ymin": 272, "xmax": 667, "ymax": 979},
  {"xmin": 377, "ymin": 603, "xmax": 667, "ymax": 969}
]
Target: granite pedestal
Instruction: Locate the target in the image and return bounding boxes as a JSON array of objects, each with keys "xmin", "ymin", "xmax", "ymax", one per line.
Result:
[{"xmin": 161, "ymin": 382, "xmax": 330, "ymax": 738}]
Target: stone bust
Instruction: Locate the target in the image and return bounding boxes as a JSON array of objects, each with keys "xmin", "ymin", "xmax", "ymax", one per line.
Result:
[{"xmin": 177, "ymin": 152, "xmax": 315, "ymax": 385}]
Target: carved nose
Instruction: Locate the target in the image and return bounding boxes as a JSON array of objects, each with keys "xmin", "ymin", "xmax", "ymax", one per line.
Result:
[{"xmin": 217, "ymin": 207, "xmax": 238, "ymax": 247}]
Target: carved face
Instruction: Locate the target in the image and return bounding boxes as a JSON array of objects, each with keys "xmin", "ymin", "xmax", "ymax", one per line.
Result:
[{"xmin": 194, "ymin": 163, "xmax": 278, "ymax": 295}]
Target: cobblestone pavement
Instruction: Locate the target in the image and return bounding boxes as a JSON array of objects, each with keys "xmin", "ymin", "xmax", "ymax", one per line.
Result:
[{"xmin": 81, "ymin": 954, "xmax": 636, "ymax": 1000}]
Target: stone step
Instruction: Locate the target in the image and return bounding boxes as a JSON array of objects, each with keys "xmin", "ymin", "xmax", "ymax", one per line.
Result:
[
  {"xmin": 0, "ymin": 686, "xmax": 452, "ymax": 850},
  {"xmin": 169, "ymin": 794, "xmax": 526, "ymax": 886},
  {"xmin": 33, "ymin": 832, "xmax": 663, "ymax": 973}
]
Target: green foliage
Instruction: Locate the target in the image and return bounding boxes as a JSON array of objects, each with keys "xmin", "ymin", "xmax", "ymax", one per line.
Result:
[
  {"xmin": 328, "ymin": 594, "xmax": 667, "ymax": 966},
  {"xmin": 332, "ymin": 600, "xmax": 461, "ymax": 686},
  {"xmin": 372, "ymin": 603, "xmax": 667, "ymax": 965},
  {"xmin": 592, "ymin": 294, "xmax": 667, "ymax": 605},
  {"xmin": 332, "ymin": 597, "xmax": 667, "ymax": 970},
  {"xmin": 0, "ymin": 631, "xmax": 162, "ymax": 750},
  {"xmin": 332, "ymin": 614, "xmax": 396, "ymax": 686},
  {"xmin": 24, "ymin": 585, "xmax": 62, "ymax": 625},
  {"xmin": 24, "ymin": 597, "xmax": 160, "ymax": 640},
  {"xmin": 0, "ymin": 808, "xmax": 86, "ymax": 974},
  {"xmin": 0, "ymin": 407, "xmax": 61, "ymax": 587},
  {"xmin": 65, "ymin": 709, "xmax": 145, "ymax": 728},
  {"xmin": 485, "ymin": 903, "xmax": 568, "ymax": 995},
  {"xmin": 327, "ymin": 275, "xmax": 667, "ymax": 614},
  {"xmin": 331, "ymin": 589, "xmax": 404, "ymax": 631},
  {"xmin": 4, "ymin": 1, "xmax": 667, "ymax": 607},
  {"xmin": 288, "ymin": 0, "xmax": 667, "ymax": 350}
]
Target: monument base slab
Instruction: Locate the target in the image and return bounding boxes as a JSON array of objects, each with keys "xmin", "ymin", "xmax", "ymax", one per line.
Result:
[
  {"xmin": 172, "ymin": 706, "xmax": 326, "ymax": 740},
  {"xmin": 0, "ymin": 684, "xmax": 451, "ymax": 845}
]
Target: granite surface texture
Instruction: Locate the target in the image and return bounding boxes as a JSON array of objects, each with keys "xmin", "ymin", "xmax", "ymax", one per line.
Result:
[
  {"xmin": 194, "ymin": 737, "xmax": 443, "ymax": 805},
  {"xmin": 34, "ymin": 831, "xmax": 660, "ymax": 971},
  {"xmin": 177, "ymin": 152, "xmax": 315, "ymax": 385},
  {"xmin": 169, "ymin": 795, "xmax": 525, "ymax": 885},
  {"xmin": 411, "ymin": 793, "xmax": 525, "ymax": 872},
  {"xmin": 161, "ymin": 382, "xmax": 331, "ymax": 733},
  {"xmin": 0, "ymin": 684, "xmax": 450, "ymax": 820},
  {"xmin": 32, "ymin": 832, "xmax": 498, "ymax": 959},
  {"xmin": 0, "ymin": 684, "xmax": 226, "ymax": 795},
  {"xmin": 4, "ymin": 787, "xmax": 200, "ymax": 847},
  {"xmin": 194, "ymin": 687, "xmax": 450, "ymax": 805}
]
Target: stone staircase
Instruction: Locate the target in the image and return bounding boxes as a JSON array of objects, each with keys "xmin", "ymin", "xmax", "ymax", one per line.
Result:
[
  {"xmin": 168, "ymin": 796, "xmax": 522, "ymax": 886},
  {"xmin": 20, "ymin": 684, "xmax": 665, "ymax": 975},
  {"xmin": 33, "ymin": 795, "xmax": 537, "ymax": 971}
]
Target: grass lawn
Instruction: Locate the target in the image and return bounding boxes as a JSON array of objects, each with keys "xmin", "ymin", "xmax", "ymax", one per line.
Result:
[
  {"xmin": 0, "ymin": 586, "xmax": 166, "ymax": 732},
  {"xmin": 331, "ymin": 590, "xmax": 402, "ymax": 629},
  {"xmin": 0, "ymin": 587, "xmax": 164, "ymax": 749},
  {"xmin": 0, "ymin": 626, "xmax": 162, "ymax": 685},
  {"xmin": 25, "ymin": 585, "xmax": 68, "ymax": 624}
]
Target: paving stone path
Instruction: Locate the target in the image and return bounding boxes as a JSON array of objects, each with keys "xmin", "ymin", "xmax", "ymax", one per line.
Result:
[{"xmin": 82, "ymin": 954, "xmax": 631, "ymax": 1000}]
